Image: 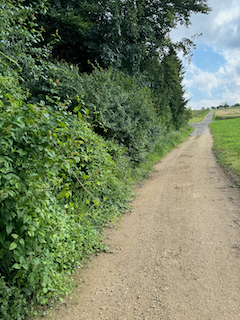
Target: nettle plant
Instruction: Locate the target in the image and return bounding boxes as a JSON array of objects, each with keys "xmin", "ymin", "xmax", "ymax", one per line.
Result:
[{"xmin": 0, "ymin": 74, "xmax": 132, "ymax": 319}]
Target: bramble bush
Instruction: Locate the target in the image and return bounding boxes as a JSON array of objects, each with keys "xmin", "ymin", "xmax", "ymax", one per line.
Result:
[{"xmin": 0, "ymin": 73, "xmax": 133, "ymax": 319}]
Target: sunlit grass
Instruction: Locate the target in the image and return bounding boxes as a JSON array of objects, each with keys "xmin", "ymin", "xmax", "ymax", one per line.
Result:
[
  {"xmin": 188, "ymin": 109, "xmax": 211, "ymax": 124},
  {"xmin": 210, "ymin": 118, "xmax": 240, "ymax": 184}
]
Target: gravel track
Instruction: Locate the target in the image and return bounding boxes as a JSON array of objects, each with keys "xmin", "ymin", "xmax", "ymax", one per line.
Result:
[{"xmin": 45, "ymin": 113, "xmax": 240, "ymax": 320}]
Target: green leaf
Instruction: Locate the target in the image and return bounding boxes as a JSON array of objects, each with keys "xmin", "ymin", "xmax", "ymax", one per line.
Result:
[
  {"xmin": 22, "ymin": 263, "xmax": 29, "ymax": 271},
  {"xmin": 60, "ymin": 121, "xmax": 67, "ymax": 128},
  {"xmin": 19, "ymin": 238, "xmax": 25, "ymax": 245},
  {"xmin": 78, "ymin": 112, "xmax": 82, "ymax": 120},
  {"xmin": 6, "ymin": 224, "xmax": 13, "ymax": 235},
  {"xmin": 93, "ymin": 200, "xmax": 100, "ymax": 206},
  {"xmin": 74, "ymin": 105, "xmax": 80, "ymax": 112},
  {"xmin": 11, "ymin": 234, "xmax": 19, "ymax": 239},
  {"xmin": 9, "ymin": 242, "xmax": 17, "ymax": 250},
  {"xmin": 28, "ymin": 231, "xmax": 35, "ymax": 237},
  {"xmin": 12, "ymin": 263, "xmax": 21, "ymax": 269}
]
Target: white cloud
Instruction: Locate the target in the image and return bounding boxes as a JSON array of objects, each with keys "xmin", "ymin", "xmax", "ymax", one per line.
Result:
[
  {"xmin": 189, "ymin": 99, "xmax": 224, "ymax": 110},
  {"xmin": 185, "ymin": 67, "xmax": 220, "ymax": 97},
  {"xmin": 171, "ymin": 0, "xmax": 240, "ymax": 109},
  {"xmin": 184, "ymin": 48, "xmax": 240, "ymax": 108},
  {"xmin": 222, "ymin": 91, "xmax": 240, "ymax": 104},
  {"xmin": 171, "ymin": 0, "xmax": 240, "ymax": 49}
]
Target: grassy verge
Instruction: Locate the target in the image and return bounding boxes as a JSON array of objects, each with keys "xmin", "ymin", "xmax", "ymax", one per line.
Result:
[
  {"xmin": 210, "ymin": 118, "xmax": 240, "ymax": 185},
  {"xmin": 188, "ymin": 109, "xmax": 211, "ymax": 124}
]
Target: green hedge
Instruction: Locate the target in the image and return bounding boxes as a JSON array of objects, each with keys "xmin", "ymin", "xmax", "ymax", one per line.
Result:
[
  {"xmin": 81, "ymin": 68, "xmax": 163, "ymax": 162},
  {"xmin": 0, "ymin": 75, "xmax": 133, "ymax": 319}
]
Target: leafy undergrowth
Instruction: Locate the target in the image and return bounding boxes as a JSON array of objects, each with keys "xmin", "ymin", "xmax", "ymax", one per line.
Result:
[
  {"xmin": 210, "ymin": 118, "xmax": 240, "ymax": 184},
  {"xmin": 188, "ymin": 109, "xmax": 211, "ymax": 124},
  {"xmin": 0, "ymin": 77, "xmax": 133, "ymax": 320}
]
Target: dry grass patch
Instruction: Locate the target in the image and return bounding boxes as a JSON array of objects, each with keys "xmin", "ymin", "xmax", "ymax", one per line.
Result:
[{"xmin": 215, "ymin": 107, "xmax": 240, "ymax": 120}]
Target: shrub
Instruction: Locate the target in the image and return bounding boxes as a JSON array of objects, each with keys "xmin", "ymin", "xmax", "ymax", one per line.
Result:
[
  {"xmin": 81, "ymin": 68, "xmax": 163, "ymax": 162},
  {"xmin": 0, "ymin": 74, "xmax": 132, "ymax": 319}
]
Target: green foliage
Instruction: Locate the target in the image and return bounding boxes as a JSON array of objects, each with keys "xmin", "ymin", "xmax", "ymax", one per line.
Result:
[
  {"xmin": 0, "ymin": 73, "xmax": 133, "ymax": 319},
  {"xmin": 210, "ymin": 118, "xmax": 240, "ymax": 184},
  {"xmin": 81, "ymin": 67, "xmax": 163, "ymax": 162},
  {"xmin": 149, "ymin": 51, "xmax": 190, "ymax": 129},
  {"xmin": 0, "ymin": 0, "xmax": 50, "ymax": 77},
  {"xmin": 25, "ymin": 61, "xmax": 85, "ymax": 106},
  {"xmin": 33, "ymin": 0, "xmax": 211, "ymax": 73}
]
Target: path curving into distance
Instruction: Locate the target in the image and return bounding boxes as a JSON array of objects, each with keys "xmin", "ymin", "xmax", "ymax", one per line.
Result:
[
  {"xmin": 44, "ymin": 110, "xmax": 240, "ymax": 320},
  {"xmin": 190, "ymin": 110, "xmax": 215, "ymax": 136}
]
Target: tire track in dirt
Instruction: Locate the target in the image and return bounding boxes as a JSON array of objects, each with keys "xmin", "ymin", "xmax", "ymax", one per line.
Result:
[{"xmin": 46, "ymin": 129, "xmax": 240, "ymax": 320}]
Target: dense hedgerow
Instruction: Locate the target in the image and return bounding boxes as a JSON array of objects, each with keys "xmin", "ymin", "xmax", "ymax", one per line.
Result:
[
  {"xmin": 81, "ymin": 68, "xmax": 163, "ymax": 162},
  {"xmin": 0, "ymin": 74, "xmax": 133, "ymax": 319},
  {"xmin": 22, "ymin": 62, "xmax": 164, "ymax": 163}
]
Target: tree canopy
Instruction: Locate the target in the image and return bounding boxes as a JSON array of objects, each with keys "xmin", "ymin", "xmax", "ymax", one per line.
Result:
[{"xmin": 29, "ymin": 0, "xmax": 211, "ymax": 73}]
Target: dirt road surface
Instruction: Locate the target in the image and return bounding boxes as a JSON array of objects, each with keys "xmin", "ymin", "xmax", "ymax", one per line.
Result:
[
  {"xmin": 190, "ymin": 110, "xmax": 215, "ymax": 136},
  {"xmin": 47, "ymin": 112, "xmax": 240, "ymax": 320}
]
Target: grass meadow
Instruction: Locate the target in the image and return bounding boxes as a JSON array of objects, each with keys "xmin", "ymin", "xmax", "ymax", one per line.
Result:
[
  {"xmin": 210, "ymin": 118, "xmax": 240, "ymax": 185},
  {"xmin": 188, "ymin": 109, "xmax": 211, "ymax": 124}
]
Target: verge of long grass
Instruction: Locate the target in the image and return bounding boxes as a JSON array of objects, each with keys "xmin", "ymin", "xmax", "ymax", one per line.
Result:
[
  {"xmin": 188, "ymin": 109, "xmax": 211, "ymax": 124},
  {"xmin": 210, "ymin": 118, "xmax": 240, "ymax": 185},
  {"xmin": 131, "ymin": 126, "xmax": 193, "ymax": 182}
]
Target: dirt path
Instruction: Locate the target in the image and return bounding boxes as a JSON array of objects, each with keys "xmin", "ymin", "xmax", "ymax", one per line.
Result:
[{"xmin": 46, "ymin": 120, "xmax": 240, "ymax": 319}]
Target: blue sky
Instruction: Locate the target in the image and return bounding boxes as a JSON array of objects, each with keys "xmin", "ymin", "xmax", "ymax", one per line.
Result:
[{"xmin": 171, "ymin": 0, "xmax": 240, "ymax": 110}]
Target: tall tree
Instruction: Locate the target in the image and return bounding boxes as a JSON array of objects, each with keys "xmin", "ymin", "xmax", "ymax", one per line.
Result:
[
  {"xmin": 31, "ymin": 0, "xmax": 211, "ymax": 73},
  {"xmin": 150, "ymin": 49, "xmax": 189, "ymax": 129}
]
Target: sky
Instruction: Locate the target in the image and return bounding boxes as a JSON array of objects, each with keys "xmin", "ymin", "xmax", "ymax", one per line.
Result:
[{"xmin": 171, "ymin": 0, "xmax": 240, "ymax": 110}]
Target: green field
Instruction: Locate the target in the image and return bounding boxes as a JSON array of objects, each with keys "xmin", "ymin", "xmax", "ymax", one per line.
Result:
[
  {"xmin": 210, "ymin": 118, "xmax": 240, "ymax": 184},
  {"xmin": 188, "ymin": 109, "xmax": 211, "ymax": 124}
]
